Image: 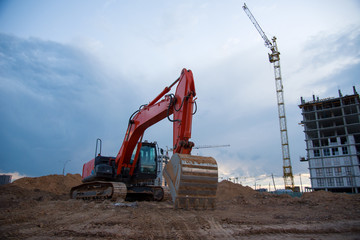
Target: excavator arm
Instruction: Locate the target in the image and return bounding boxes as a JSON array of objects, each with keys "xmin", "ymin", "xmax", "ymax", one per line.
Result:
[
  {"xmin": 116, "ymin": 68, "xmax": 218, "ymax": 209},
  {"xmin": 115, "ymin": 68, "xmax": 196, "ymax": 175}
]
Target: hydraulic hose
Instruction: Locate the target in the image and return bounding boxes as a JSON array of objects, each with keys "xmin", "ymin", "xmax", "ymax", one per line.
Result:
[{"xmin": 167, "ymin": 94, "xmax": 180, "ymax": 123}]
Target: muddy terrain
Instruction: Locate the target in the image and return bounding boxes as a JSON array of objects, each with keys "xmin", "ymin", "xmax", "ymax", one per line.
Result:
[{"xmin": 1, "ymin": 174, "xmax": 359, "ymax": 239}]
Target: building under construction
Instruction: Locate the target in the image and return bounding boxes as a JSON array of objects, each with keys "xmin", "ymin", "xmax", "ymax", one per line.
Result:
[
  {"xmin": 0, "ymin": 175, "xmax": 12, "ymax": 185},
  {"xmin": 299, "ymin": 87, "xmax": 360, "ymax": 193}
]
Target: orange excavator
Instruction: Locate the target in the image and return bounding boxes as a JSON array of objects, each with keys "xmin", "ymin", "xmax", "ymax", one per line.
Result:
[{"xmin": 70, "ymin": 68, "xmax": 218, "ymax": 209}]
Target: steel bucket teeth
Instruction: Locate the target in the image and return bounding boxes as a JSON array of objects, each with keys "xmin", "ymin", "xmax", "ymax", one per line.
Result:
[{"xmin": 163, "ymin": 153, "xmax": 218, "ymax": 209}]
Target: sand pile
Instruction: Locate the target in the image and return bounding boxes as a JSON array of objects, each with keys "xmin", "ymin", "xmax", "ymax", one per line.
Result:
[
  {"xmin": 216, "ymin": 180, "xmax": 360, "ymax": 209},
  {"xmin": 301, "ymin": 190, "xmax": 355, "ymax": 203},
  {"xmin": 12, "ymin": 174, "xmax": 82, "ymax": 195},
  {"xmin": 216, "ymin": 180, "xmax": 259, "ymax": 203},
  {"xmin": 0, "ymin": 174, "xmax": 82, "ymax": 208}
]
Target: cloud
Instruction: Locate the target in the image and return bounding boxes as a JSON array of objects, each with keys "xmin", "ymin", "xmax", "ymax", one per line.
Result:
[
  {"xmin": 285, "ymin": 25, "xmax": 360, "ymax": 102},
  {"xmin": 0, "ymin": 33, "xmax": 136, "ymax": 176}
]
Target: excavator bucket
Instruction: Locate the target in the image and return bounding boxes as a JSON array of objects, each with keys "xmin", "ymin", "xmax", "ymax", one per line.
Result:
[{"xmin": 163, "ymin": 153, "xmax": 218, "ymax": 209}]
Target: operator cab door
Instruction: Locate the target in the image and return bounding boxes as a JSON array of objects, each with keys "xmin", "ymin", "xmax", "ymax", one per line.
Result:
[{"xmin": 131, "ymin": 142, "xmax": 157, "ymax": 180}]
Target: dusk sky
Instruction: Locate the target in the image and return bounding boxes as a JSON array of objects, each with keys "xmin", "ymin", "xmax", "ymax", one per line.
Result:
[{"xmin": 1, "ymin": 0, "xmax": 359, "ymax": 189}]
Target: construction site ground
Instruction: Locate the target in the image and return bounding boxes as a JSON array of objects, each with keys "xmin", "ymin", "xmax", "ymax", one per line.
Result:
[{"xmin": 1, "ymin": 174, "xmax": 359, "ymax": 240}]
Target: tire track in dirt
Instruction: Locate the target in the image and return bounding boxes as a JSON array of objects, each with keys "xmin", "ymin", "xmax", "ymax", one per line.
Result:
[
  {"xmin": 140, "ymin": 202, "xmax": 206, "ymax": 239},
  {"xmin": 177, "ymin": 214, "xmax": 199, "ymax": 239},
  {"xmin": 207, "ymin": 216, "xmax": 235, "ymax": 239},
  {"xmin": 161, "ymin": 211, "xmax": 202, "ymax": 240},
  {"xmin": 149, "ymin": 204, "xmax": 169, "ymax": 239},
  {"xmin": 233, "ymin": 221, "xmax": 360, "ymax": 236}
]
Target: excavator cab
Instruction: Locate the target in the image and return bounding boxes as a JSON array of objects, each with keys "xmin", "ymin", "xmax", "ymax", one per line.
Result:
[
  {"xmin": 82, "ymin": 141, "xmax": 158, "ymax": 183},
  {"xmin": 138, "ymin": 144, "xmax": 157, "ymax": 175},
  {"xmin": 127, "ymin": 141, "xmax": 158, "ymax": 181}
]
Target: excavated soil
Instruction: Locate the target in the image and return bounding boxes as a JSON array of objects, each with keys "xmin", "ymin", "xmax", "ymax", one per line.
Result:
[{"xmin": 1, "ymin": 174, "xmax": 360, "ymax": 239}]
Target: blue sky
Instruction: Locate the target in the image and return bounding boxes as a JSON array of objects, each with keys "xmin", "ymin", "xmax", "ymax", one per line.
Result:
[{"xmin": 1, "ymin": 0, "xmax": 359, "ymax": 188}]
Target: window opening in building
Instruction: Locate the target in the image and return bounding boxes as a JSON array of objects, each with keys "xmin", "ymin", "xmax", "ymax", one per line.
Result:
[
  {"xmin": 342, "ymin": 146, "xmax": 348, "ymax": 155},
  {"xmin": 337, "ymin": 129, "xmax": 346, "ymax": 135},
  {"xmin": 323, "ymin": 148, "xmax": 330, "ymax": 156},
  {"xmin": 312, "ymin": 158, "xmax": 322, "ymax": 167},
  {"xmin": 312, "ymin": 140, "xmax": 320, "ymax": 147},
  {"xmin": 334, "ymin": 167, "xmax": 342, "ymax": 176},
  {"xmin": 306, "ymin": 113, "xmax": 315, "ymax": 120},
  {"xmin": 324, "ymin": 159, "xmax": 332, "ymax": 166},
  {"xmin": 345, "ymin": 167, "xmax": 352, "ymax": 176},
  {"xmin": 346, "ymin": 177, "xmax": 354, "ymax": 186},
  {"xmin": 316, "ymin": 168, "xmax": 323, "ymax": 177},
  {"xmin": 355, "ymin": 135, "xmax": 360, "ymax": 143},
  {"xmin": 314, "ymin": 149, "xmax": 320, "ymax": 157},
  {"xmin": 336, "ymin": 177, "xmax": 344, "ymax": 186},
  {"xmin": 333, "ymin": 101, "xmax": 341, "ymax": 107},
  {"xmin": 331, "ymin": 147, "xmax": 339, "ymax": 156},
  {"xmin": 325, "ymin": 168, "xmax": 333, "ymax": 176},
  {"xmin": 327, "ymin": 178, "xmax": 335, "ymax": 186},
  {"xmin": 317, "ymin": 178, "xmax": 325, "ymax": 187},
  {"xmin": 333, "ymin": 158, "xmax": 341, "ymax": 165},
  {"xmin": 335, "ymin": 119, "xmax": 344, "ymax": 126}
]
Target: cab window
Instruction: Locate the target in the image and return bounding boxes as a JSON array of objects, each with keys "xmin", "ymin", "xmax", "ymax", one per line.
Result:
[{"xmin": 139, "ymin": 145, "xmax": 156, "ymax": 174}]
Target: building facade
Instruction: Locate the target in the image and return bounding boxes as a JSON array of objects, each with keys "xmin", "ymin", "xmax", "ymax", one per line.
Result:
[
  {"xmin": 0, "ymin": 175, "xmax": 12, "ymax": 185},
  {"xmin": 299, "ymin": 87, "xmax": 360, "ymax": 193}
]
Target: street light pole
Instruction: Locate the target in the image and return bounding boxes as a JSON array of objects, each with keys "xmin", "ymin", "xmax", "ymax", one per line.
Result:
[
  {"xmin": 299, "ymin": 174, "xmax": 303, "ymax": 193},
  {"xmin": 63, "ymin": 160, "xmax": 71, "ymax": 175}
]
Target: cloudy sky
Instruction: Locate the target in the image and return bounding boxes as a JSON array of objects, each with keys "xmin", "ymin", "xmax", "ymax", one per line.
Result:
[{"xmin": 1, "ymin": 0, "xmax": 359, "ymax": 189}]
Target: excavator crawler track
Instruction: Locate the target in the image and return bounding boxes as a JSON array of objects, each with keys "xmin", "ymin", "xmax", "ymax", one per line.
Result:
[
  {"xmin": 125, "ymin": 185, "xmax": 165, "ymax": 201},
  {"xmin": 163, "ymin": 153, "xmax": 218, "ymax": 210},
  {"xmin": 70, "ymin": 181, "xmax": 127, "ymax": 201}
]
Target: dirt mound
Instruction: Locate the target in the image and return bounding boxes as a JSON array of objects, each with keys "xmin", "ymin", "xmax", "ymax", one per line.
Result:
[
  {"xmin": 301, "ymin": 190, "xmax": 355, "ymax": 203},
  {"xmin": 12, "ymin": 173, "xmax": 82, "ymax": 195},
  {"xmin": 0, "ymin": 174, "xmax": 82, "ymax": 208},
  {"xmin": 216, "ymin": 180, "xmax": 258, "ymax": 202},
  {"xmin": 1, "ymin": 176, "xmax": 360, "ymax": 239},
  {"xmin": 216, "ymin": 180, "xmax": 360, "ymax": 209}
]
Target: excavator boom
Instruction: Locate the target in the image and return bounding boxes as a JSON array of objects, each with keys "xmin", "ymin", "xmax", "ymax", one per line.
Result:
[
  {"xmin": 115, "ymin": 69, "xmax": 197, "ymax": 174},
  {"xmin": 115, "ymin": 68, "xmax": 218, "ymax": 209}
]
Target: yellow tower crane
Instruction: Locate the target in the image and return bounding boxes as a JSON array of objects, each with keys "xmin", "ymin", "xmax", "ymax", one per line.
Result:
[{"xmin": 242, "ymin": 3, "xmax": 295, "ymax": 190}]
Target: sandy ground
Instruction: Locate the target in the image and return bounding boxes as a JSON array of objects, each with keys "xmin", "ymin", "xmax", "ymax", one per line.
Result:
[{"xmin": 1, "ymin": 174, "xmax": 360, "ymax": 240}]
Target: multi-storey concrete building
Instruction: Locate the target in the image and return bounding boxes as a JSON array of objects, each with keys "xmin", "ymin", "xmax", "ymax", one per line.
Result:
[
  {"xmin": 0, "ymin": 175, "xmax": 12, "ymax": 185},
  {"xmin": 299, "ymin": 87, "xmax": 360, "ymax": 193}
]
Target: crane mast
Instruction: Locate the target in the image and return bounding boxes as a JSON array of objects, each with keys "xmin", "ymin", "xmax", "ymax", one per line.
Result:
[{"xmin": 242, "ymin": 3, "xmax": 295, "ymax": 190}]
